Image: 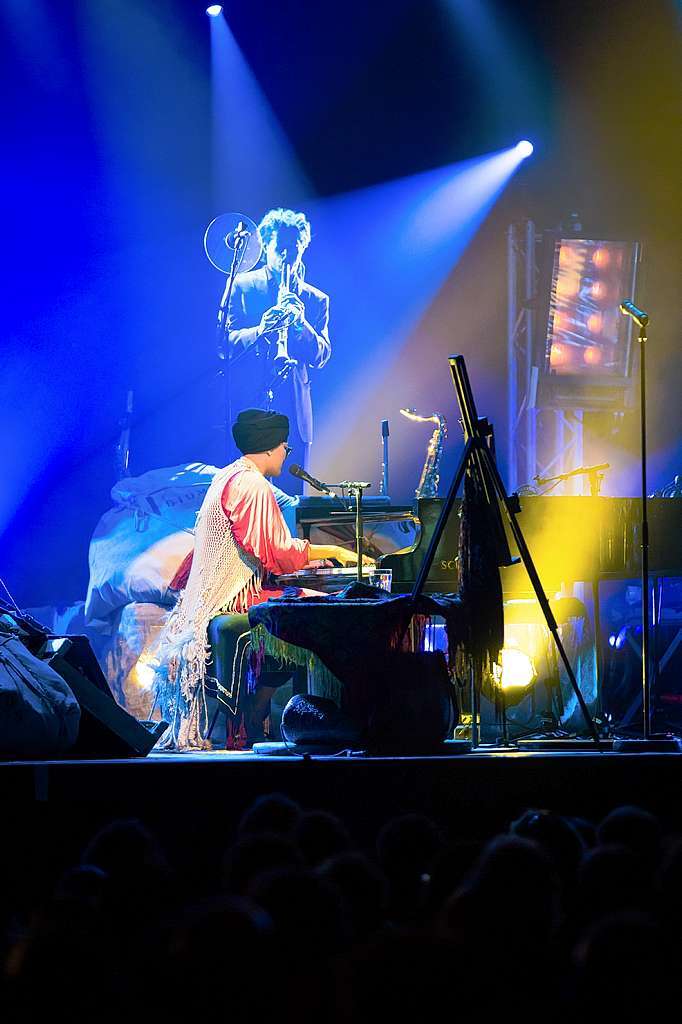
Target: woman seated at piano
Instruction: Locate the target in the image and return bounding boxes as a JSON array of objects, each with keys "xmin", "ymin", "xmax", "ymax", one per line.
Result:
[{"xmin": 154, "ymin": 408, "xmax": 372, "ymax": 748}]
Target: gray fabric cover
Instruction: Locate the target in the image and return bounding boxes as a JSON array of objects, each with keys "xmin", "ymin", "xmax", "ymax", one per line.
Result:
[
  {"xmin": 85, "ymin": 463, "xmax": 217, "ymax": 633},
  {"xmin": 85, "ymin": 463, "xmax": 299, "ymax": 634}
]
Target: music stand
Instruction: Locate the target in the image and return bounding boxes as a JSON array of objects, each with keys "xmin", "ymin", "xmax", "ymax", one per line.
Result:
[{"xmin": 413, "ymin": 355, "xmax": 601, "ymax": 748}]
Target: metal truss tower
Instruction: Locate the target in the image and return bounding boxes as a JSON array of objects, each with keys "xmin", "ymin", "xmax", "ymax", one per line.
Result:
[{"xmin": 507, "ymin": 220, "xmax": 586, "ymax": 496}]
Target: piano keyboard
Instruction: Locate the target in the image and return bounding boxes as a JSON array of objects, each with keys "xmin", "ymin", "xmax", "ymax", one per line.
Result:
[{"xmin": 275, "ymin": 567, "xmax": 392, "ymax": 594}]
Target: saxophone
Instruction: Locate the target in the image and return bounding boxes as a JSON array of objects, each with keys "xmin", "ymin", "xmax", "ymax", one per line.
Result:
[{"xmin": 400, "ymin": 408, "xmax": 448, "ymax": 498}]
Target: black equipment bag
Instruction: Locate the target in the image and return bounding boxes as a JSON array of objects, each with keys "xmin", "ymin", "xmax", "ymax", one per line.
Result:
[{"xmin": 0, "ymin": 628, "xmax": 80, "ymax": 758}]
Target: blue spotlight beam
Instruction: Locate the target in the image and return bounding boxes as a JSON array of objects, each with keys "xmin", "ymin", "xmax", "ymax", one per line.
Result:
[
  {"xmin": 303, "ymin": 145, "xmax": 532, "ymax": 456},
  {"xmin": 0, "ymin": 0, "xmax": 69, "ymax": 84},
  {"xmin": 298, "ymin": 145, "xmax": 530, "ymax": 481},
  {"xmin": 440, "ymin": 0, "xmax": 541, "ymax": 133},
  {"xmin": 0, "ymin": 2, "xmax": 213, "ymax": 545},
  {"xmin": 210, "ymin": 13, "xmax": 310, "ymax": 213}
]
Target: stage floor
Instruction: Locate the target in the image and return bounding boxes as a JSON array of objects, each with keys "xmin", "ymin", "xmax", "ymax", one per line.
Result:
[{"xmin": 3, "ymin": 746, "xmax": 682, "ymax": 846}]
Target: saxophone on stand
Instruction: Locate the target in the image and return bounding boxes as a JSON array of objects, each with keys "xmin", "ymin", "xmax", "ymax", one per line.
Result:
[{"xmin": 400, "ymin": 408, "xmax": 448, "ymax": 498}]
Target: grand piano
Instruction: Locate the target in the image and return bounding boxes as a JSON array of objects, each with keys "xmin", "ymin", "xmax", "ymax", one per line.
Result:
[
  {"xmin": 294, "ymin": 493, "xmax": 682, "ymax": 728},
  {"xmin": 296, "ymin": 494, "xmax": 682, "ymax": 594},
  {"xmin": 295, "ymin": 494, "xmax": 458, "ymax": 592}
]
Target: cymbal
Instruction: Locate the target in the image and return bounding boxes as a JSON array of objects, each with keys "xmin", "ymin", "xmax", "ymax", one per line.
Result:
[{"xmin": 204, "ymin": 211, "xmax": 262, "ymax": 274}]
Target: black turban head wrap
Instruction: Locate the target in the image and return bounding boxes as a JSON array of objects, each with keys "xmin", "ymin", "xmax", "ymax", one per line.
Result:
[{"xmin": 232, "ymin": 409, "xmax": 290, "ymax": 454}]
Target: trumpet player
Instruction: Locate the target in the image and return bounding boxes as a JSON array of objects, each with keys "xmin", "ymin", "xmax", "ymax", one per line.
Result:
[{"xmin": 226, "ymin": 208, "xmax": 332, "ymax": 489}]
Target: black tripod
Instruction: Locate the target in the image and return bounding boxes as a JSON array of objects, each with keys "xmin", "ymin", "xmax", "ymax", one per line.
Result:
[{"xmin": 413, "ymin": 355, "xmax": 601, "ymax": 749}]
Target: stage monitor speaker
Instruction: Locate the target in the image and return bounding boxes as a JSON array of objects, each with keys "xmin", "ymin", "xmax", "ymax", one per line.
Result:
[{"xmin": 45, "ymin": 635, "xmax": 167, "ymax": 758}]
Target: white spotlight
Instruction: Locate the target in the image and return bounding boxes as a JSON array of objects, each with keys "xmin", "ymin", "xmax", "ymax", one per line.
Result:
[
  {"xmin": 516, "ymin": 140, "xmax": 534, "ymax": 159},
  {"xmin": 206, "ymin": 4, "xmax": 223, "ymax": 15}
]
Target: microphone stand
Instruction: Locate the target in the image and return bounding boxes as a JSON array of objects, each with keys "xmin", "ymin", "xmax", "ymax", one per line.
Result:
[
  {"xmin": 533, "ymin": 463, "xmax": 610, "ymax": 496},
  {"xmin": 114, "ymin": 388, "xmax": 134, "ymax": 482},
  {"xmin": 379, "ymin": 420, "xmax": 390, "ymax": 496},
  {"xmin": 292, "ymin": 468, "xmax": 372, "ymax": 582},
  {"xmin": 329, "ymin": 480, "xmax": 372, "ymax": 582},
  {"xmin": 216, "ymin": 230, "xmax": 250, "ymax": 459},
  {"xmin": 614, "ymin": 304, "xmax": 680, "ymax": 751}
]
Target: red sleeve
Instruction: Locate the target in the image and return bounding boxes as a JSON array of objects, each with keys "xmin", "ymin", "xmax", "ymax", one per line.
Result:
[
  {"xmin": 169, "ymin": 550, "xmax": 193, "ymax": 591},
  {"xmin": 222, "ymin": 471, "xmax": 310, "ymax": 575}
]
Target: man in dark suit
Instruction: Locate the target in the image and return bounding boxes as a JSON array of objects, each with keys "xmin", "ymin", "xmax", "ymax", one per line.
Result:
[{"xmin": 226, "ymin": 208, "xmax": 331, "ymax": 488}]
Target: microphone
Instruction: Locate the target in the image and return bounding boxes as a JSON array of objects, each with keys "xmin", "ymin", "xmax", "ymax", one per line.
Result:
[
  {"xmin": 224, "ymin": 221, "xmax": 250, "ymax": 250},
  {"xmin": 619, "ymin": 299, "xmax": 649, "ymax": 327},
  {"xmin": 289, "ymin": 464, "xmax": 334, "ymax": 496}
]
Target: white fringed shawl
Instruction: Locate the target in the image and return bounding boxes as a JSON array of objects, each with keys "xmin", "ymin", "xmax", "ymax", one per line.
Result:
[{"xmin": 153, "ymin": 459, "xmax": 263, "ymax": 748}]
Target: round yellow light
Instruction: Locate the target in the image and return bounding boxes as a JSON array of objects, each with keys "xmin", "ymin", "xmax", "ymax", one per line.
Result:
[
  {"xmin": 584, "ymin": 345, "xmax": 603, "ymax": 366},
  {"xmin": 556, "ymin": 270, "xmax": 580, "ymax": 299},
  {"xmin": 132, "ymin": 656, "xmax": 157, "ymax": 690},
  {"xmin": 494, "ymin": 647, "xmax": 536, "ymax": 690},
  {"xmin": 550, "ymin": 342, "xmax": 568, "ymax": 368}
]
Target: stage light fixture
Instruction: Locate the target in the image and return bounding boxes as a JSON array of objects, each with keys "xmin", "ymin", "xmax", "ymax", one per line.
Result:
[
  {"xmin": 549, "ymin": 341, "xmax": 568, "ymax": 368},
  {"xmin": 587, "ymin": 313, "xmax": 603, "ymax": 335},
  {"xmin": 516, "ymin": 140, "xmax": 534, "ymax": 158},
  {"xmin": 494, "ymin": 646, "xmax": 536, "ymax": 690},
  {"xmin": 543, "ymin": 237, "xmax": 641, "ymax": 385},
  {"xmin": 584, "ymin": 345, "xmax": 603, "ymax": 366},
  {"xmin": 132, "ymin": 656, "xmax": 157, "ymax": 691},
  {"xmin": 592, "ymin": 247, "xmax": 610, "ymax": 268},
  {"xmin": 206, "ymin": 4, "xmax": 223, "ymax": 15}
]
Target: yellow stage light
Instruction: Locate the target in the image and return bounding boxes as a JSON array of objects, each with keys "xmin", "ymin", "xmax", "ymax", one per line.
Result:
[
  {"xmin": 587, "ymin": 312, "xmax": 603, "ymax": 334},
  {"xmin": 592, "ymin": 247, "xmax": 610, "ymax": 268},
  {"xmin": 493, "ymin": 646, "xmax": 536, "ymax": 690},
  {"xmin": 549, "ymin": 342, "xmax": 568, "ymax": 368},
  {"xmin": 584, "ymin": 345, "xmax": 602, "ymax": 365},
  {"xmin": 556, "ymin": 270, "xmax": 580, "ymax": 299},
  {"xmin": 558, "ymin": 245, "xmax": 580, "ymax": 269},
  {"xmin": 132, "ymin": 656, "xmax": 157, "ymax": 691}
]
